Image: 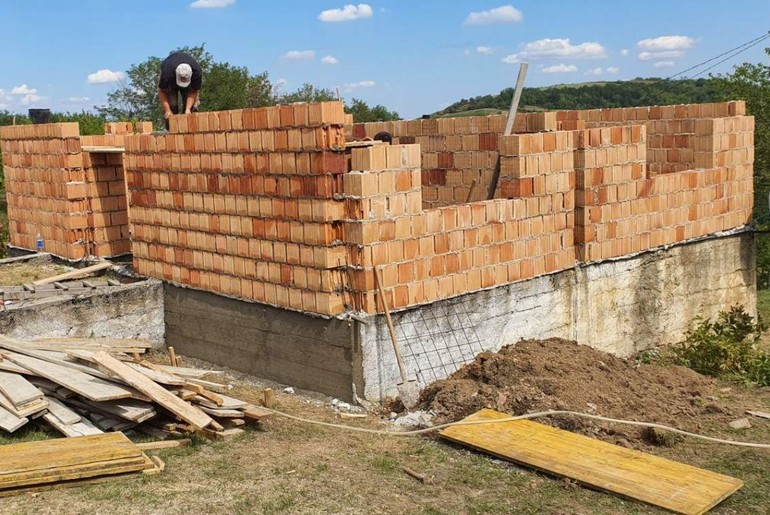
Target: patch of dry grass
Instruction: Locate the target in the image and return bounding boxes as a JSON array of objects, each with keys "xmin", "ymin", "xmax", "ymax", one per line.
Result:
[{"xmin": 0, "ymin": 379, "xmax": 767, "ymax": 515}]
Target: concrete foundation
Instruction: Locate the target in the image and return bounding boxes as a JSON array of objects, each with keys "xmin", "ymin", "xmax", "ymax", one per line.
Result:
[
  {"xmin": 163, "ymin": 232, "xmax": 755, "ymax": 402},
  {"xmin": 0, "ymin": 280, "xmax": 165, "ymax": 345},
  {"xmin": 361, "ymin": 231, "xmax": 755, "ymax": 400},
  {"xmin": 164, "ymin": 285, "xmax": 362, "ymax": 400}
]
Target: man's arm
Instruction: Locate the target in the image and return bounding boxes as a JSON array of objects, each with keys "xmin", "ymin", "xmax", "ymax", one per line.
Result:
[
  {"xmin": 184, "ymin": 89, "xmax": 199, "ymax": 114},
  {"xmin": 158, "ymin": 88, "xmax": 173, "ymax": 119}
]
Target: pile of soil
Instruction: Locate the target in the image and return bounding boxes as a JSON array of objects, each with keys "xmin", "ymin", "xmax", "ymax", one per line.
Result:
[{"xmin": 419, "ymin": 338, "xmax": 735, "ymax": 446}]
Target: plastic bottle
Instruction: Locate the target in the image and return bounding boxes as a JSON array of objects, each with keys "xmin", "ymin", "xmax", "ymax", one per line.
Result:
[{"xmin": 36, "ymin": 233, "xmax": 44, "ymax": 253}]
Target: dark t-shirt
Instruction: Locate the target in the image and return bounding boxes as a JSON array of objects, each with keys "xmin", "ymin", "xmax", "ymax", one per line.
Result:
[{"xmin": 158, "ymin": 52, "xmax": 203, "ymax": 91}]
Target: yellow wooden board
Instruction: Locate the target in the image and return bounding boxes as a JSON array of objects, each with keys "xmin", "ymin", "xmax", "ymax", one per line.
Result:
[
  {"xmin": 440, "ymin": 409, "xmax": 743, "ymax": 515},
  {"xmin": 0, "ymin": 433, "xmax": 146, "ymax": 490}
]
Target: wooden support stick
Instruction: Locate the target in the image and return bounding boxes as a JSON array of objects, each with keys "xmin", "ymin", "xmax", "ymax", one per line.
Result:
[
  {"xmin": 263, "ymin": 388, "xmax": 274, "ymax": 409},
  {"xmin": 373, "ymin": 267, "xmax": 408, "ymax": 383},
  {"xmin": 132, "ymin": 352, "xmax": 141, "ymax": 363},
  {"xmin": 167, "ymin": 347, "xmax": 177, "ymax": 367},
  {"xmin": 465, "ymin": 179, "xmax": 477, "ymax": 203},
  {"xmin": 487, "ymin": 62, "xmax": 529, "ymax": 201},
  {"xmin": 401, "ymin": 466, "xmax": 431, "ymax": 484}
]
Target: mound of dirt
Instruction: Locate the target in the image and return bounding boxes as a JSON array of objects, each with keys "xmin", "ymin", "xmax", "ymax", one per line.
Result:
[{"xmin": 419, "ymin": 338, "xmax": 734, "ymax": 446}]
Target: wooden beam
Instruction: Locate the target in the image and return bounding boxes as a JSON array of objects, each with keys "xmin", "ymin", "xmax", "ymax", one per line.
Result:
[
  {"xmin": 135, "ymin": 439, "xmax": 191, "ymax": 451},
  {"xmin": 89, "ymin": 351, "xmax": 214, "ymax": 430},
  {"xmin": 487, "ymin": 62, "xmax": 529, "ymax": 201},
  {"xmin": 32, "ymin": 262, "xmax": 112, "ymax": 286}
]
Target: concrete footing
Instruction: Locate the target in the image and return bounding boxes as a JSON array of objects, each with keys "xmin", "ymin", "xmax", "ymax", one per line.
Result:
[
  {"xmin": 0, "ymin": 279, "xmax": 165, "ymax": 345},
  {"xmin": 162, "ymin": 232, "xmax": 756, "ymax": 402}
]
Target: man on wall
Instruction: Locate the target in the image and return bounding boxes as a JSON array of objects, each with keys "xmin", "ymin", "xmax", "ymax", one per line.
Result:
[{"xmin": 158, "ymin": 51, "xmax": 202, "ymax": 128}]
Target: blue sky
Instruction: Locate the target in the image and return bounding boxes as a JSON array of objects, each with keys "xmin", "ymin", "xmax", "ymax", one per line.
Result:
[{"xmin": 1, "ymin": 1, "xmax": 769, "ymax": 119}]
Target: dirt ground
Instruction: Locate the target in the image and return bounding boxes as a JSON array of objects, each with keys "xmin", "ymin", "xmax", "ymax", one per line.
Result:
[
  {"xmin": 0, "ymin": 343, "xmax": 768, "ymax": 514},
  {"xmin": 419, "ymin": 338, "xmax": 733, "ymax": 447},
  {"xmin": 0, "ymin": 261, "xmax": 70, "ymax": 285}
]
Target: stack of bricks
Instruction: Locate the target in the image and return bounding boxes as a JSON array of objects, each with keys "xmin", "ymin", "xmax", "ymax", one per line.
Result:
[
  {"xmin": 1, "ymin": 123, "xmax": 90, "ymax": 259},
  {"xmin": 343, "ymin": 141, "xmax": 575, "ymax": 313},
  {"xmin": 351, "ymin": 112, "xmax": 556, "ymax": 208},
  {"xmin": 0, "ymin": 121, "xmax": 148, "ymax": 259},
  {"xmin": 555, "ymin": 101, "xmax": 747, "ymax": 176},
  {"xmin": 125, "ymin": 102, "xmax": 350, "ymax": 315},
  {"xmin": 573, "ymin": 125, "xmax": 649, "ymax": 261}
]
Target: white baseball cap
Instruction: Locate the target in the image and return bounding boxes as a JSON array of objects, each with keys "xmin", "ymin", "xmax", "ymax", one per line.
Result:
[{"xmin": 175, "ymin": 63, "xmax": 193, "ymax": 88}]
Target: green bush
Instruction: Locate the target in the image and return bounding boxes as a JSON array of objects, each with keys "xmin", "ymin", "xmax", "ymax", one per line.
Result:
[{"xmin": 671, "ymin": 305, "xmax": 770, "ymax": 386}]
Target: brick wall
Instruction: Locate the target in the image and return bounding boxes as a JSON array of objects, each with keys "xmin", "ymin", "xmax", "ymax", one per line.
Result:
[
  {"xmin": 350, "ymin": 112, "xmax": 556, "ymax": 208},
  {"xmin": 0, "ymin": 122, "xmax": 148, "ymax": 259},
  {"xmin": 121, "ymin": 100, "xmax": 752, "ymax": 318},
  {"xmin": 125, "ymin": 102, "xmax": 350, "ymax": 315}
]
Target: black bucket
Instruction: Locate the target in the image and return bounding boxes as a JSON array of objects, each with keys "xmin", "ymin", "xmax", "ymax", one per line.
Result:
[{"xmin": 28, "ymin": 109, "xmax": 51, "ymax": 124}]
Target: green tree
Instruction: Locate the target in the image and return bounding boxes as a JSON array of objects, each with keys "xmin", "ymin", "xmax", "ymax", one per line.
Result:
[
  {"xmin": 97, "ymin": 45, "xmax": 272, "ymax": 126},
  {"xmin": 713, "ymin": 47, "xmax": 770, "ymax": 287},
  {"xmin": 345, "ymin": 98, "xmax": 400, "ymax": 122},
  {"xmin": 277, "ymin": 83, "xmax": 337, "ymax": 104},
  {"xmin": 51, "ymin": 112, "xmax": 107, "ymax": 136}
]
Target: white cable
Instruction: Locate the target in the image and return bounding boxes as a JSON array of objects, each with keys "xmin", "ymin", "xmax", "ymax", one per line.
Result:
[{"xmin": 267, "ymin": 408, "xmax": 770, "ymax": 449}]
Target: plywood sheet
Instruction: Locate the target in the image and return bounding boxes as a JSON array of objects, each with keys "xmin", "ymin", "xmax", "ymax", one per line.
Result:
[{"xmin": 440, "ymin": 409, "xmax": 743, "ymax": 515}]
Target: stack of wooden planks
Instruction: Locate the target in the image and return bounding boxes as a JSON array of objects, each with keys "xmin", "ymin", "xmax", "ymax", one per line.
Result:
[
  {"xmin": 0, "ymin": 432, "xmax": 161, "ymax": 497},
  {"xmin": 0, "ymin": 336, "xmax": 270, "ymax": 440}
]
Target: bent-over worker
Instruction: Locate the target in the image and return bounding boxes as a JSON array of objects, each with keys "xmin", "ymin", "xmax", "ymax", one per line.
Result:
[{"xmin": 158, "ymin": 51, "xmax": 202, "ymax": 126}]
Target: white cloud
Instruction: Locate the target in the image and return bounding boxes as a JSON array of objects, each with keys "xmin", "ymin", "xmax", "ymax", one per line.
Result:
[
  {"xmin": 620, "ymin": 49, "xmax": 629, "ymax": 56},
  {"xmin": 343, "ymin": 80, "xmax": 376, "ymax": 92},
  {"xmin": 606, "ymin": 66, "xmax": 620, "ymax": 74},
  {"xmin": 638, "ymin": 50, "xmax": 684, "ymax": 61},
  {"xmin": 10, "ymin": 84, "xmax": 37, "ymax": 95},
  {"xmin": 321, "ymin": 55, "xmax": 339, "ymax": 65},
  {"xmin": 476, "ymin": 46, "xmax": 494, "ymax": 55},
  {"xmin": 464, "ymin": 5, "xmax": 523, "ymax": 25},
  {"xmin": 87, "ymin": 69, "xmax": 125, "ymax": 84},
  {"xmin": 282, "ymin": 50, "xmax": 316, "ymax": 60},
  {"xmin": 653, "ymin": 61, "xmax": 675, "ymax": 68},
  {"xmin": 190, "ymin": 0, "xmax": 235, "ymax": 8},
  {"xmin": 541, "ymin": 64, "xmax": 577, "ymax": 74},
  {"xmin": 319, "ymin": 4, "xmax": 373, "ymax": 22},
  {"xmin": 586, "ymin": 67, "xmax": 604, "ymax": 76},
  {"xmin": 637, "ymin": 35, "xmax": 695, "ymax": 51},
  {"xmin": 67, "ymin": 96, "xmax": 91, "ymax": 103},
  {"xmin": 502, "ymin": 38, "xmax": 606, "ymax": 63},
  {"xmin": 19, "ymin": 94, "xmax": 44, "ymax": 106}
]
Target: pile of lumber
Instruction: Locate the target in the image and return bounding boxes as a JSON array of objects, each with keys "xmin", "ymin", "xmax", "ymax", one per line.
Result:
[
  {"xmin": 0, "ymin": 336, "xmax": 270, "ymax": 440},
  {"xmin": 0, "ymin": 433, "xmax": 162, "ymax": 498}
]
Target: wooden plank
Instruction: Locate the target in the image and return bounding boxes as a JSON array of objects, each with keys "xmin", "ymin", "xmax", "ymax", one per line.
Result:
[
  {"xmin": 0, "ymin": 469, "xmax": 144, "ymax": 498},
  {"xmin": 0, "ymin": 404, "xmax": 28, "ymax": 433},
  {"xmin": 0, "ymin": 393, "xmax": 48, "ymax": 418},
  {"xmin": 125, "ymin": 362, "xmax": 186, "ymax": 386},
  {"xmin": 136, "ymin": 439, "xmax": 191, "ymax": 451},
  {"xmin": 0, "ymin": 253, "xmax": 51, "ymax": 265},
  {"xmin": 67, "ymin": 397, "xmax": 156, "ymax": 423},
  {"xmin": 194, "ymin": 393, "xmax": 248, "ymax": 410},
  {"xmin": 440, "ymin": 409, "xmax": 743, "ymax": 515},
  {"xmin": 0, "ymin": 371, "xmax": 43, "ymax": 407},
  {"xmin": 746, "ymin": 410, "xmax": 770, "ymax": 420},
  {"xmin": 198, "ymin": 406, "xmax": 244, "ymax": 418},
  {"xmin": 32, "ymin": 337, "xmax": 153, "ymax": 350},
  {"xmin": 241, "ymin": 404, "xmax": 272, "ymax": 421},
  {"xmin": 0, "ymin": 359, "xmax": 29, "ymax": 375},
  {"xmin": 44, "ymin": 397, "xmax": 81, "ymax": 425},
  {"xmin": 0, "ymin": 433, "xmax": 138, "ymax": 475},
  {"xmin": 90, "ymin": 351, "xmax": 214, "ymax": 430},
  {"xmin": 43, "ymin": 413, "xmax": 103, "ymax": 437},
  {"xmin": 154, "ymin": 364, "xmax": 221, "ymax": 378},
  {"xmin": 80, "ymin": 145, "xmax": 125, "ymax": 153},
  {"xmin": 4, "ymin": 353, "xmax": 134, "ymax": 402},
  {"xmin": 0, "ymin": 338, "xmax": 123, "ymax": 382},
  {"xmin": 32, "ymin": 261, "xmax": 112, "ymax": 286}
]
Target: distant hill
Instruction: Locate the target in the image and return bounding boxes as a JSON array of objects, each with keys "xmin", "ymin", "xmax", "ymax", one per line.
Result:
[{"xmin": 434, "ymin": 78, "xmax": 726, "ymax": 117}]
